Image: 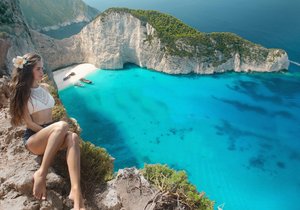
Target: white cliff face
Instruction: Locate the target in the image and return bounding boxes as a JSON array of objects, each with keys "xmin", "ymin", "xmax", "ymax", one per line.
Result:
[
  {"xmin": 78, "ymin": 11, "xmax": 290, "ymax": 73},
  {"xmin": 79, "ymin": 12, "xmax": 165, "ymax": 70},
  {"xmin": 33, "ymin": 11, "xmax": 289, "ymax": 74}
]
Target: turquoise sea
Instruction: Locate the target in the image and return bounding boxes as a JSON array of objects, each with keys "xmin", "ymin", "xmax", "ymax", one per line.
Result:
[
  {"xmin": 59, "ymin": 64, "xmax": 300, "ymax": 210},
  {"xmin": 56, "ymin": 0, "xmax": 300, "ymax": 209}
]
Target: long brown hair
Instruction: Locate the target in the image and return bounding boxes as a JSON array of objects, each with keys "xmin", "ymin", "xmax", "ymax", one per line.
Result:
[{"xmin": 9, "ymin": 53, "xmax": 42, "ymax": 126}]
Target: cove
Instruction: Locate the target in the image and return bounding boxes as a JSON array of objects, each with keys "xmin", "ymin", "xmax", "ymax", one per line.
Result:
[{"xmin": 59, "ymin": 64, "xmax": 300, "ymax": 210}]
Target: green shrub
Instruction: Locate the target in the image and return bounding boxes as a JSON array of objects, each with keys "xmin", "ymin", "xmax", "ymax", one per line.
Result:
[
  {"xmin": 80, "ymin": 141, "xmax": 114, "ymax": 189},
  {"xmin": 142, "ymin": 164, "xmax": 214, "ymax": 210},
  {"xmin": 51, "ymin": 104, "xmax": 67, "ymax": 122},
  {"xmin": 67, "ymin": 117, "xmax": 81, "ymax": 135},
  {"xmin": 44, "ymin": 77, "xmax": 114, "ymax": 191},
  {"xmin": 0, "ymin": 2, "xmax": 14, "ymax": 24}
]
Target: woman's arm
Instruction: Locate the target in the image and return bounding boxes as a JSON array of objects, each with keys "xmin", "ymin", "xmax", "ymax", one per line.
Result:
[{"xmin": 22, "ymin": 104, "xmax": 44, "ymax": 132}]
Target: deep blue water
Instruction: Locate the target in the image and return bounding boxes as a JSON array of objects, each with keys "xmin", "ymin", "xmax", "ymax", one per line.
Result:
[
  {"xmin": 59, "ymin": 64, "xmax": 300, "ymax": 210},
  {"xmin": 83, "ymin": 0, "xmax": 300, "ymax": 71}
]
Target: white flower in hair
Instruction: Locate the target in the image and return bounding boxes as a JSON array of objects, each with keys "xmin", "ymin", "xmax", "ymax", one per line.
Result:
[{"xmin": 12, "ymin": 56, "xmax": 27, "ymax": 69}]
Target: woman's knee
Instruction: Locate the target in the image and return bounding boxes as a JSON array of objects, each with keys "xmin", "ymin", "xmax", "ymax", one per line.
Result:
[
  {"xmin": 67, "ymin": 132, "xmax": 80, "ymax": 147},
  {"xmin": 53, "ymin": 121, "xmax": 69, "ymax": 134}
]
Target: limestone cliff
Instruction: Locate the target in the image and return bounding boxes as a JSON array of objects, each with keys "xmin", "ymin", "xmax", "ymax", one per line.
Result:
[
  {"xmin": 32, "ymin": 8, "xmax": 289, "ymax": 74},
  {"xmin": 1, "ymin": 4, "xmax": 289, "ymax": 77}
]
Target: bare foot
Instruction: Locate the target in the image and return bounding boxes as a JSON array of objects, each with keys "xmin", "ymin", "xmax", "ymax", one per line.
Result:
[
  {"xmin": 68, "ymin": 188, "xmax": 85, "ymax": 210},
  {"xmin": 33, "ymin": 170, "xmax": 47, "ymax": 200}
]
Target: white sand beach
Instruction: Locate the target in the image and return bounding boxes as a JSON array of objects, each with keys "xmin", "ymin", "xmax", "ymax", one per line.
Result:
[{"xmin": 53, "ymin": 63, "xmax": 98, "ymax": 90}]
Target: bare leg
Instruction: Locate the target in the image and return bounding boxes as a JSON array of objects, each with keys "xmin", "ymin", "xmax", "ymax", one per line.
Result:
[
  {"xmin": 27, "ymin": 121, "xmax": 69, "ymax": 200},
  {"xmin": 62, "ymin": 132, "xmax": 85, "ymax": 210}
]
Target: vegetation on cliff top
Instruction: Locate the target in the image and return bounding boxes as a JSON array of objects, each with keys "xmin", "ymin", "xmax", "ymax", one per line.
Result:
[
  {"xmin": 99, "ymin": 8, "xmax": 285, "ymax": 66},
  {"xmin": 142, "ymin": 164, "xmax": 214, "ymax": 210},
  {"xmin": 0, "ymin": 2, "xmax": 14, "ymax": 24},
  {"xmin": 43, "ymin": 76, "xmax": 114, "ymax": 190}
]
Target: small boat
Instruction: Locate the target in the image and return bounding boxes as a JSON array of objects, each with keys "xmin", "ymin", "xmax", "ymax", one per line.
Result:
[
  {"xmin": 79, "ymin": 77, "xmax": 92, "ymax": 84},
  {"xmin": 63, "ymin": 71, "xmax": 76, "ymax": 81},
  {"xmin": 74, "ymin": 81, "xmax": 84, "ymax": 87},
  {"xmin": 63, "ymin": 75, "xmax": 70, "ymax": 81}
]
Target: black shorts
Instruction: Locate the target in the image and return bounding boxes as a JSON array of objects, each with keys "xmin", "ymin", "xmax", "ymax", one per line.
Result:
[{"xmin": 22, "ymin": 120, "xmax": 58, "ymax": 145}]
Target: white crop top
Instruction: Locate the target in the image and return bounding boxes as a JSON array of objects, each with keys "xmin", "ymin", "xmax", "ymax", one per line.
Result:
[{"xmin": 27, "ymin": 85, "xmax": 55, "ymax": 114}]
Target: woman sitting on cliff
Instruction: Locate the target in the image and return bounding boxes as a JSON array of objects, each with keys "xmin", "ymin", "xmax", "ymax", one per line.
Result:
[{"xmin": 9, "ymin": 52, "xmax": 86, "ymax": 210}]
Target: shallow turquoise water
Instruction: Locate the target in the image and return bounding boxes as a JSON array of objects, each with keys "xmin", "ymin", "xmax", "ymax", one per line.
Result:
[{"xmin": 59, "ymin": 64, "xmax": 300, "ymax": 210}]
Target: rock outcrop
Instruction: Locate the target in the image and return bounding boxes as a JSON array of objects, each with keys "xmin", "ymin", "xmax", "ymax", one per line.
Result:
[
  {"xmin": 32, "ymin": 8, "xmax": 289, "ymax": 74},
  {"xmin": 0, "ymin": 77, "xmax": 69, "ymax": 209},
  {"xmin": 0, "ymin": 0, "xmax": 58, "ymax": 82},
  {"xmin": 0, "ymin": 0, "xmax": 36, "ymax": 76}
]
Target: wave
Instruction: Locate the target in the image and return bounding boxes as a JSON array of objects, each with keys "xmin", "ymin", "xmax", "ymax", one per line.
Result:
[{"xmin": 289, "ymin": 60, "xmax": 300, "ymax": 66}]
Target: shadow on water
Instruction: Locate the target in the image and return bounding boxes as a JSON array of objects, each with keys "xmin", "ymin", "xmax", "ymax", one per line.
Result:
[
  {"xmin": 252, "ymin": 74, "xmax": 300, "ymax": 96},
  {"xmin": 247, "ymin": 153, "xmax": 288, "ymax": 175},
  {"xmin": 61, "ymin": 90, "xmax": 139, "ymax": 170},
  {"xmin": 212, "ymin": 96, "xmax": 298, "ymax": 121},
  {"xmin": 213, "ymin": 95, "xmax": 268, "ymax": 114},
  {"xmin": 215, "ymin": 119, "xmax": 294, "ymax": 174},
  {"xmin": 248, "ymin": 155, "xmax": 267, "ymax": 171},
  {"xmin": 226, "ymin": 81, "xmax": 284, "ymax": 105},
  {"xmin": 226, "ymin": 73, "xmax": 300, "ymax": 108},
  {"xmin": 214, "ymin": 119, "xmax": 275, "ymax": 151}
]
